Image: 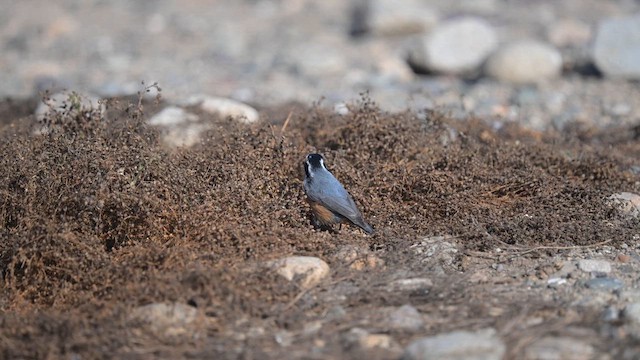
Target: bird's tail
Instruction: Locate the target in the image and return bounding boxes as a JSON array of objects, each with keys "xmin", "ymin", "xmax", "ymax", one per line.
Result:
[{"xmin": 358, "ymin": 221, "xmax": 374, "ymax": 235}]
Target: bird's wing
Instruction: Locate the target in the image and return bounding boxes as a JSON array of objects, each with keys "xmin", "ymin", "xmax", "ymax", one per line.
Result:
[{"xmin": 317, "ymin": 189, "xmax": 362, "ymax": 222}]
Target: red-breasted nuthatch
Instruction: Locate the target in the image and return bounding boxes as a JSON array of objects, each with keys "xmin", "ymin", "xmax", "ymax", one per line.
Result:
[{"xmin": 303, "ymin": 153, "xmax": 374, "ymax": 234}]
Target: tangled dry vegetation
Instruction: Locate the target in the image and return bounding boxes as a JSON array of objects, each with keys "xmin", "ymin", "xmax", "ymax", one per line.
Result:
[{"xmin": 0, "ymin": 94, "xmax": 638, "ymax": 357}]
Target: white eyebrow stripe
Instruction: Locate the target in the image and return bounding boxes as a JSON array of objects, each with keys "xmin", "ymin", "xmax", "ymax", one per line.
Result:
[{"xmin": 319, "ymin": 158, "xmax": 325, "ymax": 169}]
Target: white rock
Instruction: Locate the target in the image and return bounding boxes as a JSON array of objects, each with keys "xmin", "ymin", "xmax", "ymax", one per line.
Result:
[
  {"xmin": 269, "ymin": 256, "xmax": 330, "ymax": 289},
  {"xmin": 148, "ymin": 106, "xmax": 205, "ymax": 148},
  {"xmin": 577, "ymin": 259, "xmax": 612, "ymax": 274},
  {"xmin": 162, "ymin": 123, "xmax": 210, "ymax": 148},
  {"xmin": 593, "ymin": 15, "xmax": 640, "ymax": 79},
  {"xmin": 410, "ymin": 17, "xmax": 497, "ymax": 74},
  {"xmin": 35, "ymin": 90, "xmax": 104, "ymax": 122},
  {"xmin": 368, "ymin": 0, "xmax": 439, "ymax": 36},
  {"xmin": 130, "ymin": 302, "xmax": 199, "ymax": 338},
  {"xmin": 624, "ymin": 303, "xmax": 640, "ymax": 325},
  {"xmin": 387, "ymin": 278, "xmax": 433, "ymax": 293},
  {"xmin": 524, "ymin": 336, "xmax": 594, "ymax": 360},
  {"xmin": 148, "ymin": 106, "xmax": 199, "ymax": 126},
  {"xmin": 403, "ymin": 328, "xmax": 505, "ymax": 360},
  {"xmin": 547, "ymin": 19, "xmax": 592, "ymax": 47},
  {"xmin": 609, "ymin": 192, "xmax": 640, "ymax": 218},
  {"xmin": 346, "ymin": 328, "xmax": 397, "ymax": 350},
  {"xmin": 334, "ymin": 102, "xmax": 350, "ymax": 116},
  {"xmin": 485, "ymin": 41, "xmax": 563, "ymax": 84},
  {"xmin": 182, "ymin": 95, "xmax": 259, "ymax": 123}
]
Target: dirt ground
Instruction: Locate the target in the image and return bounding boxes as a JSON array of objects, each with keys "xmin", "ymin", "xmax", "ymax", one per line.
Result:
[{"xmin": 0, "ymin": 95, "xmax": 639, "ymax": 359}]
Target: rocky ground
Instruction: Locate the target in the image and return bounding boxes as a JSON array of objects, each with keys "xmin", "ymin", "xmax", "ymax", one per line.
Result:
[{"xmin": 1, "ymin": 0, "xmax": 640, "ymax": 359}]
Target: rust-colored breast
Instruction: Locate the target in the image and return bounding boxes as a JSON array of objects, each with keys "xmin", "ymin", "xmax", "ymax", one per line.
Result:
[{"xmin": 308, "ymin": 199, "xmax": 338, "ymax": 225}]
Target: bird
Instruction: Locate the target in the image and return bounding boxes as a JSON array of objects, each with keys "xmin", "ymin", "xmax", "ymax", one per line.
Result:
[{"xmin": 303, "ymin": 153, "xmax": 374, "ymax": 234}]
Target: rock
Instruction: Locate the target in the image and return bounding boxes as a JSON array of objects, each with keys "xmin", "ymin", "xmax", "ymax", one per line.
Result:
[
  {"xmin": 602, "ymin": 306, "xmax": 620, "ymax": 322},
  {"xmin": 623, "ymin": 303, "xmax": 640, "ymax": 325},
  {"xmin": 386, "ymin": 278, "xmax": 433, "ymax": 293},
  {"xmin": 609, "ymin": 192, "xmax": 640, "ymax": 218},
  {"xmin": 584, "ymin": 277, "xmax": 623, "ymax": 292},
  {"xmin": 409, "ymin": 17, "xmax": 497, "ymax": 74},
  {"xmin": 148, "ymin": 107, "xmax": 206, "ymax": 148},
  {"xmin": 35, "ymin": 90, "xmax": 104, "ymax": 122},
  {"xmin": 274, "ymin": 330, "xmax": 294, "ymax": 347},
  {"xmin": 334, "ymin": 102, "xmax": 350, "ymax": 116},
  {"xmin": 547, "ymin": 277, "xmax": 567, "ymax": 288},
  {"xmin": 346, "ymin": 328, "xmax": 397, "ymax": 350},
  {"xmin": 130, "ymin": 302, "xmax": 199, "ymax": 338},
  {"xmin": 485, "ymin": 41, "xmax": 563, "ymax": 84},
  {"xmin": 577, "ymin": 259, "xmax": 611, "ymax": 274},
  {"xmin": 547, "ymin": 19, "xmax": 592, "ymax": 47},
  {"xmin": 593, "ymin": 15, "xmax": 640, "ymax": 79},
  {"xmin": 402, "ymin": 328, "xmax": 505, "ymax": 360},
  {"xmin": 375, "ymin": 55, "xmax": 416, "ymax": 83},
  {"xmin": 182, "ymin": 95, "xmax": 259, "ymax": 123},
  {"xmin": 148, "ymin": 106, "xmax": 199, "ymax": 126},
  {"xmin": 410, "ymin": 236, "xmax": 458, "ymax": 273},
  {"xmin": 161, "ymin": 123, "xmax": 210, "ymax": 148},
  {"xmin": 387, "ymin": 304, "xmax": 424, "ymax": 331},
  {"xmin": 367, "ymin": 0, "xmax": 439, "ymax": 36},
  {"xmin": 524, "ymin": 336, "xmax": 594, "ymax": 360},
  {"xmin": 269, "ymin": 256, "xmax": 330, "ymax": 289},
  {"xmin": 334, "ymin": 245, "xmax": 385, "ymax": 271}
]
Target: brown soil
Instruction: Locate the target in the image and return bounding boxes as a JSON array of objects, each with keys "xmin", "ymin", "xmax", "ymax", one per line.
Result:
[{"xmin": 0, "ymin": 95, "xmax": 639, "ymax": 359}]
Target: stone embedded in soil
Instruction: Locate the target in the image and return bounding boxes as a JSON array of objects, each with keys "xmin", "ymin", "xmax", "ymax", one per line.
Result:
[
  {"xmin": 148, "ymin": 106, "xmax": 199, "ymax": 126},
  {"xmin": 577, "ymin": 259, "xmax": 612, "ymax": 274},
  {"xmin": 387, "ymin": 304, "xmax": 424, "ymax": 331},
  {"xmin": 623, "ymin": 303, "xmax": 640, "ymax": 325},
  {"xmin": 346, "ymin": 328, "xmax": 398, "ymax": 350},
  {"xmin": 181, "ymin": 95, "xmax": 259, "ymax": 123},
  {"xmin": 129, "ymin": 302, "xmax": 199, "ymax": 338},
  {"xmin": 409, "ymin": 17, "xmax": 497, "ymax": 74},
  {"xmin": 402, "ymin": 328, "xmax": 505, "ymax": 360},
  {"xmin": 608, "ymin": 192, "xmax": 640, "ymax": 218},
  {"xmin": 524, "ymin": 336, "xmax": 594, "ymax": 360},
  {"xmin": 334, "ymin": 245, "xmax": 385, "ymax": 271},
  {"xmin": 268, "ymin": 256, "xmax": 330, "ymax": 289},
  {"xmin": 35, "ymin": 90, "xmax": 104, "ymax": 122},
  {"xmin": 148, "ymin": 106, "xmax": 207, "ymax": 148},
  {"xmin": 386, "ymin": 278, "xmax": 433, "ymax": 293},
  {"xmin": 484, "ymin": 41, "xmax": 563, "ymax": 84},
  {"xmin": 584, "ymin": 277, "xmax": 623, "ymax": 292},
  {"xmin": 547, "ymin": 18, "xmax": 592, "ymax": 47},
  {"xmin": 593, "ymin": 14, "xmax": 640, "ymax": 79},
  {"xmin": 367, "ymin": 0, "xmax": 439, "ymax": 36},
  {"xmin": 410, "ymin": 236, "xmax": 458, "ymax": 273}
]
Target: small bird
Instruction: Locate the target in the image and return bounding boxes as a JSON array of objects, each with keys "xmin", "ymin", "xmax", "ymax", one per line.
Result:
[{"xmin": 303, "ymin": 153, "xmax": 374, "ymax": 234}]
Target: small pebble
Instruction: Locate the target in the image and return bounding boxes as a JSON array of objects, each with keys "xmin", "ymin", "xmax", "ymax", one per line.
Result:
[
  {"xmin": 409, "ymin": 17, "xmax": 497, "ymax": 74},
  {"xmin": 577, "ymin": 259, "xmax": 611, "ymax": 274},
  {"xmin": 129, "ymin": 302, "xmax": 199, "ymax": 338},
  {"xmin": 584, "ymin": 277, "xmax": 623, "ymax": 292},
  {"xmin": 268, "ymin": 256, "xmax": 330, "ymax": 289},
  {"xmin": 593, "ymin": 14, "xmax": 640, "ymax": 79},
  {"xmin": 609, "ymin": 192, "xmax": 640, "ymax": 218},
  {"xmin": 623, "ymin": 303, "xmax": 640, "ymax": 325},
  {"xmin": 484, "ymin": 41, "xmax": 562, "ymax": 84},
  {"xmin": 524, "ymin": 336, "xmax": 594, "ymax": 360},
  {"xmin": 386, "ymin": 278, "xmax": 433, "ymax": 293},
  {"xmin": 181, "ymin": 95, "xmax": 259, "ymax": 123},
  {"xmin": 402, "ymin": 328, "xmax": 505, "ymax": 360}
]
